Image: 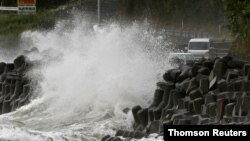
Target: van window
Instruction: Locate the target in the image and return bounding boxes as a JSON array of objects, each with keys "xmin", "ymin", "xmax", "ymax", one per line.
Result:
[{"xmin": 189, "ymin": 42, "xmax": 209, "ymax": 50}]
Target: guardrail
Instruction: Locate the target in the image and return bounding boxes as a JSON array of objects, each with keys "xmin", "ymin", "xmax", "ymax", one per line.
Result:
[{"xmin": 0, "ymin": 6, "xmax": 18, "ymax": 11}]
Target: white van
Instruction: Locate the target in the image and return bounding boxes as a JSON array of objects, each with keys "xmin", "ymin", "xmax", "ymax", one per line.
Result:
[{"xmin": 186, "ymin": 38, "xmax": 212, "ymax": 59}]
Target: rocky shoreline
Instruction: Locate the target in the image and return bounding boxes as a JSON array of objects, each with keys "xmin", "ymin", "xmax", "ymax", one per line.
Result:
[{"xmin": 102, "ymin": 56, "xmax": 250, "ymax": 141}]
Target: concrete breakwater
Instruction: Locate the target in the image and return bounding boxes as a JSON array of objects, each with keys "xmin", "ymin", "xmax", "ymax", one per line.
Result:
[
  {"xmin": 102, "ymin": 56, "xmax": 250, "ymax": 141},
  {"xmin": 0, "ymin": 55, "xmax": 34, "ymax": 115}
]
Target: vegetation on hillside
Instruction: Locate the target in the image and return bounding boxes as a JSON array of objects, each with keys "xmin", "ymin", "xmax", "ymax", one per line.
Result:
[
  {"xmin": 119, "ymin": 0, "xmax": 225, "ymax": 24},
  {"xmin": 224, "ymin": 0, "xmax": 250, "ymax": 58}
]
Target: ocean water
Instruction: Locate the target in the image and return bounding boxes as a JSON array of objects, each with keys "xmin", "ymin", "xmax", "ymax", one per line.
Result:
[{"xmin": 0, "ymin": 15, "xmax": 171, "ymax": 141}]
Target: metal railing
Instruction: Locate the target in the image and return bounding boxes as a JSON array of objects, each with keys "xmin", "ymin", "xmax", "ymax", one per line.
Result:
[{"xmin": 0, "ymin": 6, "xmax": 18, "ymax": 11}]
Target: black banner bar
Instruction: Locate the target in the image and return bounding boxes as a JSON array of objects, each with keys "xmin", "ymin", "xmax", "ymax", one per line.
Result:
[{"xmin": 164, "ymin": 125, "xmax": 250, "ymax": 140}]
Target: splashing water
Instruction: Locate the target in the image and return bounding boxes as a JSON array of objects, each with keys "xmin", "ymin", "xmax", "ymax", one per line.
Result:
[{"xmin": 0, "ymin": 15, "xmax": 172, "ymax": 141}]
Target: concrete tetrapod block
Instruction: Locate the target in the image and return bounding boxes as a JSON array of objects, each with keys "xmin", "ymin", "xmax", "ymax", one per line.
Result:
[
  {"xmin": 132, "ymin": 105, "xmax": 142, "ymax": 125},
  {"xmin": 198, "ymin": 67, "xmax": 210, "ymax": 76},
  {"xmin": 226, "ymin": 72, "xmax": 239, "ymax": 82},
  {"xmin": 112, "ymin": 137, "xmax": 122, "ymax": 141},
  {"xmin": 177, "ymin": 66, "xmax": 191, "ymax": 83},
  {"xmin": 0, "ymin": 63, "xmax": 6, "ymax": 75},
  {"xmin": 227, "ymin": 60, "xmax": 237, "ymax": 69},
  {"xmin": 189, "ymin": 89, "xmax": 203, "ymax": 100},
  {"xmin": 207, "ymin": 102, "xmax": 217, "ymax": 117},
  {"xmin": 190, "ymin": 115, "xmax": 201, "ymax": 125},
  {"xmin": 122, "ymin": 130, "xmax": 130, "ymax": 138},
  {"xmin": 247, "ymin": 69, "xmax": 250, "ymax": 81},
  {"xmin": 115, "ymin": 130, "xmax": 124, "ymax": 137},
  {"xmin": 193, "ymin": 98, "xmax": 204, "ymax": 114},
  {"xmin": 105, "ymin": 137, "xmax": 114, "ymax": 141},
  {"xmin": 243, "ymin": 63, "xmax": 250, "ymax": 75},
  {"xmin": 186, "ymin": 78, "xmax": 199, "ymax": 95},
  {"xmin": 189, "ymin": 65, "xmax": 201, "ymax": 77},
  {"xmin": 199, "ymin": 78, "xmax": 209, "ymax": 94},
  {"xmin": 149, "ymin": 89, "xmax": 164, "ymax": 109},
  {"xmin": 132, "ymin": 131, "xmax": 146, "ymax": 139},
  {"xmin": 224, "ymin": 103, "xmax": 235, "ymax": 118},
  {"xmin": 148, "ymin": 109, "xmax": 154, "ymax": 122},
  {"xmin": 156, "ymin": 81, "xmax": 175, "ymax": 90},
  {"xmin": 213, "ymin": 62, "xmax": 227, "ymax": 78},
  {"xmin": 241, "ymin": 96, "xmax": 250, "ymax": 116},
  {"xmin": 217, "ymin": 79, "xmax": 227, "ymax": 91},
  {"xmin": 242, "ymin": 81, "xmax": 250, "ymax": 91},
  {"xmin": 137, "ymin": 108, "xmax": 148, "ymax": 128},
  {"xmin": 101, "ymin": 135, "xmax": 111, "ymax": 141},
  {"xmin": 163, "ymin": 69, "xmax": 181, "ymax": 82},
  {"xmin": 146, "ymin": 120, "xmax": 161, "ymax": 134},
  {"xmin": 205, "ymin": 94, "xmax": 216, "ymax": 105},
  {"xmin": 203, "ymin": 60, "xmax": 214, "ymax": 71},
  {"xmin": 216, "ymin": 99, "xmax": 229, "ymax": 121},
  {"xmin": 2, "ymin": 100, "xmax": 11, "ymax": 114}
]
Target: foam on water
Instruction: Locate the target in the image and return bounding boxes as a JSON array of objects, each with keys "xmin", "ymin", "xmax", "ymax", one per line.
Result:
[{"xmin": 0, "ymin": 15, "xmax": 171, "ymax": 141}]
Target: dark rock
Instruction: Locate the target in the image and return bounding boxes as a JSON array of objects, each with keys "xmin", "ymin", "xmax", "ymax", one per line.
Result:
[{"xmin": 205, "ymin": 94, "xmax": 216, "ymax": 105}]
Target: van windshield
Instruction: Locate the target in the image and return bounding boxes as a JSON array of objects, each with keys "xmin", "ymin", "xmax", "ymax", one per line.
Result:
[{"xmin": 189, "ymin": 42, "xmax": 209, "ymax": 50}]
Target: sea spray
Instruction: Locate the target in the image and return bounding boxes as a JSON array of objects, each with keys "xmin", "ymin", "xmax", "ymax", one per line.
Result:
[{"xmin": 0, "ymin": 15, "xmax": 172, "ymax": 141}]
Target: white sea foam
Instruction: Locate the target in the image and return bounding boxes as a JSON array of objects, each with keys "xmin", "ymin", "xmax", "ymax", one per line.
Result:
[{"xmin": 0, "ymin": 15, "xmax": 171, "ymax": 141}]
